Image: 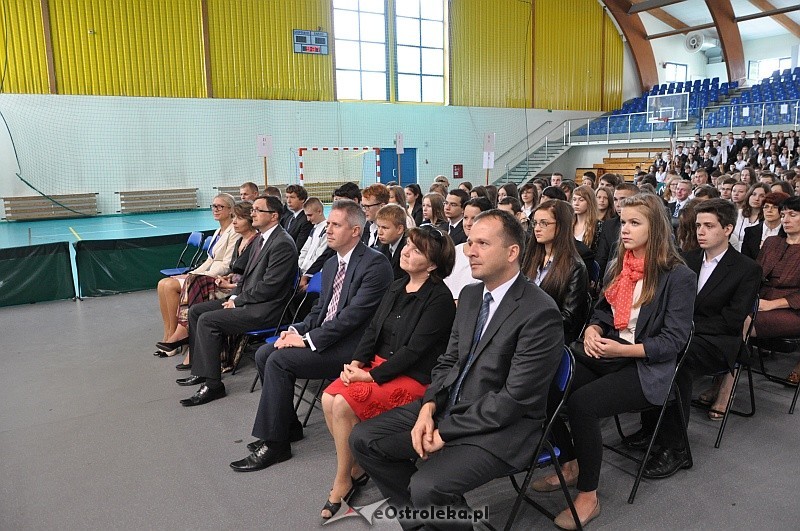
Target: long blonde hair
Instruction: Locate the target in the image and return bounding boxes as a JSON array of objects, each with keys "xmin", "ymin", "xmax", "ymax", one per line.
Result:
[
  {"xmin": 605, "ymin": 194, "xmax": 684, "ymax": 307},
  {"xmin": 572, "ymin": 185, "xmax": 600, "ymax": 247}
]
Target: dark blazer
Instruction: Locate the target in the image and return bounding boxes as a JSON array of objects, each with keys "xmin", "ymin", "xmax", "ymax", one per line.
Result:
[
  {"xmin": 378, "ymin": 235, "xmax": 408, "ymax": 281},
  {"xmin": 281, "ymin": 210, "xmax": 313, "ymax": 252},
  {"xmin": 422, "ymin": 275, "xmax": 563, "ymax": 470},
  {"xmin": 742, "ymin": 222, "xmax": 786, "ymax": 261},
  {"xmin": 446, "ymin": 219, "xmax": 467, "ymax": 246},
  {"xmin": 411, "ymin": 203, "xmax": 424, "ymax": 227},
  {"xmin": 352, "ymin": 278, "xmax": 456, "ymax": 385},
  {"xmin": 589, "ymin": 265, "xmax": 696, "ymax": 405},
  {"xmin": 294, "ymin": 242, "xmax": 394, "ymax": 355},
  {"xmin": 595, "ymin": 216, "xmax": 620, "ymax": 283},
  {"xmin": 360, "ymin": 221, "xmax": 378, "ymax": 247},
  {"xmin": 561, "ymin": 256, "xmax": 590, "ymax": 345},
  {"xmin": 683, "ymin": 247, "xmax": 762, "ymax": 369},
  {"xmin": 230, "ymin": 226, "xmax": 298, "ymax": 314}
]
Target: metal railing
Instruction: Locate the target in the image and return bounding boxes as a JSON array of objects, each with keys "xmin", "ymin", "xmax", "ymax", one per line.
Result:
[
  {"xmin": 700, "ymin": 99, "xmax": 800, "ymax": 135},
  {"xmin": 496, "ymin": 119, "xmax": 587, "ymax": 181}
]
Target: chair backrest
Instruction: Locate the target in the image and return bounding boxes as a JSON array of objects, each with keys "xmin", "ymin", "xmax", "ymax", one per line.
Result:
[
  {"xmin": 175, "ymin": 231, "xmax": 204, "ymax": 268},
  {"xmin": 744, "ymin": 296, "xmax": 759, "ymax": 344},
  {"xmin": 306, "ymin": 271, "xmax": 323, "ymax": 295},
  {"xmin": 554, "ymin": 346, "xmax": 574, "ymax": 393}
]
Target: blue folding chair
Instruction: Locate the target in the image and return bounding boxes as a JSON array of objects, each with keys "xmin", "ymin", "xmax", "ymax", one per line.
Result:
[
  {"xmin": 503, "ymin": 347, "xmax": 580, "ymax": 530},
  {"xmin": 160, "ymin": 231, "xmax": 204, "ymax": 276}
]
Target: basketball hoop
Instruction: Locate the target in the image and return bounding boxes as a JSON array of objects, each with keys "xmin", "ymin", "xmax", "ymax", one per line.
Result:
[{"xmin": 658, "ymin": 116, "xmax": 670, "ymax": 125}]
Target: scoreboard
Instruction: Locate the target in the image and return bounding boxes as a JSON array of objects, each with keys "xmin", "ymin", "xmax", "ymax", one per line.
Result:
[{"xmin": 293, "ymin": 30, "xmax": 329, "ymax": 55}]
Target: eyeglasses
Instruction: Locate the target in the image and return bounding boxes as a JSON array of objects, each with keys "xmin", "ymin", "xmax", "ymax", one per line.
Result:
[
  {"xmin": 445, "ymin": 201, "xmax": 462, "ymax": 208},
  {"xmin": 252, "ymin": 208, "xmax": 278, "ymax": 215},
  {"xmin": 531, "ymin": 220, "xmax": 555, "ymax": 228},
  {"xmin": 361, "ymin": 202, "xmax": 383, "ymax": 210},
  {"xmin": 418, "ymin": 223, "xmax": 444, "ymax": 242},
  {"xmin": 210, "ymin": 204, "xmax": 228, "ymax": 210}
]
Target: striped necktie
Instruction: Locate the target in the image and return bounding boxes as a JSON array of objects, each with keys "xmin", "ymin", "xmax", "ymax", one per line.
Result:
[{"xmin": 323, "ymin": 260, "xmax": 347, "ymax": 322}]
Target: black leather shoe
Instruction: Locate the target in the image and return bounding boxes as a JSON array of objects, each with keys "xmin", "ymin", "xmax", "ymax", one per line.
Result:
[
  {"xmin": 175, "ymin": 363, "xmax": 191, "ymax": 371},
  {"xmin": 230, "ymin": 444, "xmax": 291, "ymax": 472},
  {"xmin": 623, "ymin": 428, "xmax": 654, "ymax": 451},
  {"xmin": 157, "ymin": 337, "xmax": 189, "ymax": 351},
  {"xmin": 176, "ymin": 375, "xmax": 205, "ymax": 386},
  {"xmin": 247, "ymin": 439, "xmax": 265, "ymax": 453},
  {"xmin": 642, "ymin": 447, "xmax": 691, "ymax": 479},
  {"xmin": 180, "ymin": 384, "xmax": 226, "ymax": 407}
]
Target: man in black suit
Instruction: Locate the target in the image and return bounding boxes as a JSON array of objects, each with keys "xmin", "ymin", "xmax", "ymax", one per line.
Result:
[
  {"xmin": 444, "ymin": 189, "xmax": 469, "ymax": 245},
  {"xmin": 630, "ymin": 199, "xmax": 762, "ymax": 478},
  {"xmin": 229, "ymin": 200, "xmax": 393, "ymax": 471},
  {"xmin": 360, "ymin": 184, "xmax": 389, "ymax": 248},
  {"xmin": 281, "ymin": 184, "xmax": 313, "ymax": 252},
  {"xmin": 595, "ymin": 183, "xmax": 639, "ymax": 282},
  {"xmin": 375, "ymin": 204, "xmax": 408, "ymax": 281},
  {"xmin": 179, "ymin": 195, "xmax": 298, "ymax": 406},
  {"xmin": 350, "ymin": 210, "xmax": 563, "ymax": 529}
]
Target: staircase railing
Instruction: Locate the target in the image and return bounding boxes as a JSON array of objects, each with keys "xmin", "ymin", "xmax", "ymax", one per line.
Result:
[{"xmin": 496, "ymin": 119, "xmax": 584, "ymax": 181}]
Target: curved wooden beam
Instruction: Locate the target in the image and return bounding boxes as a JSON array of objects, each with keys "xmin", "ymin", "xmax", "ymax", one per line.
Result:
[
  {"xmin": 705, "ymin": 0, "xmax": 745, "ymax": 85},
  {"xmin": 602, "ymin": 0, "xmax": 659, "ymax": 93}
]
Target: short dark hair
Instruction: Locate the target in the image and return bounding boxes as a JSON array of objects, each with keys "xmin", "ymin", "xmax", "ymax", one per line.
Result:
[
  {"xmin": 407, "ymin": 226, "xmax": 456, "ymax": 282},
  {"xmin": 583, "ymin": 171, "xmax": 597, "ymax": 180},
  {"xmin": 541, "ymin": 186, "xmax": 567, "ymax": 201},
  {"xmin": 333, "ymin": 182, "xmax": 362, "ymax": 202},
  {"xmin": 285, "ymin": 184, "xmax": 308, "ymax": 201},
  {"xmin": 464, "ymin": 197, "xmax": 493, "ymax": 212},
  {"xmin": 256, "ymin": 194, "xmax": 285, "ymax": 215},
  {"xmin": 264, "ymin": 186, "xmax": 282, "ymax": 198},
  {"xmin": 764, "ymin": 191, "xmax": 790, "ymax": 207},
  {"xmin": 447, "ymin": 188, "xmax": 469, "ymax": 207},
  {"xmin": 694, "ymin": 185, "xmax": 720, "ymax": 199},
  {"xmin": 473, "ymin": 209, "xmax": 526, "ymax": 265},
  {"xmin": 616, "ymin": 183, "xmax": 641, "ymax": 194},
  {"xmin": 599, "ymin": 174, "xmax": 620, "ymax": 187},
  {"xmin": 780, "ymin": 195, "xmax": 800, "ymax": 213},
  {"xmin": 695, "ymin": 198, "xmax": 737, "ymax": 228},
  {"xmin": 498, "ymin": 196, "xmax": 522, "ymax": 214}
]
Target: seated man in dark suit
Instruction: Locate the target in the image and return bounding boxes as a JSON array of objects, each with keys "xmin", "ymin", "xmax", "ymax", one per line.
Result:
[
  {"xmin": 595, "ymin": 183, "xmax": 640, "ymax": 282},
  {"xmin": 350, "ymin": 210, "xmax": 563, "ymax": 530},
  {"xmin": 230, "ymin": 200, "xmax": 394, "ymax": 471},
  {"xmin": 179, "ymin": 195, "xmax": 298, "ymax": 406},
  {"xmin": 375, "ymin": 204, "xmax": 408, "ymax": 281},
  {"xmin": 444, "ymin": 189, "xmax": 469, "ymax": 245},
  {"xmin": 281, "ymin": 184, "xmax": 313, "ymax": 252},
  {"xmin": 628, "ymin": 199, "xmax": 762, "ymax": 478}
]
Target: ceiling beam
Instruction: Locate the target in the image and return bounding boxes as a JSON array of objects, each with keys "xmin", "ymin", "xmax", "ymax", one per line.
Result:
[
  {"xmin": 744, "ymin": 1, "xmax": 800, "ymax": 37},
  {"xmin": 602, "ymin": 0, "xmax": 659, "ymax": 93},
  {"xmin": 647, "ymin": 3, "xmax": 800, "ymax": 39},
  {"xmin": 628, "ymin": 0, "xmax": 685, "ymax": 14},
  {"xmin": 630, "ymin": 0, "xmax": 691, "ymax": 30},
  {"xmin": 706, "ymin": 0, "xmax": 745, "ymax": 85},
  {"xmin": 647, "ymin": 22, "xmax": 715, "ymax": 40}
]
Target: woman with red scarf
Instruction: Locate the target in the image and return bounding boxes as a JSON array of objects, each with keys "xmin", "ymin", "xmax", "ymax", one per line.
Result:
[{"xmin": 533, "ymin": 193, "xmax": 696, "ymax": 530}]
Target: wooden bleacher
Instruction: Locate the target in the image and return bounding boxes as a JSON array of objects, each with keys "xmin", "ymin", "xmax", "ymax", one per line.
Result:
[
  {"xmin": 2, "ymin": 193, "xmax": 99, "ymax": 221},
  {"xmin": 591, "ymin": 146, "xmax": 670, "ymax": 182},
  {"xmin": 117, "ymin": 188, "xmax": 198, "ymax": 214}
]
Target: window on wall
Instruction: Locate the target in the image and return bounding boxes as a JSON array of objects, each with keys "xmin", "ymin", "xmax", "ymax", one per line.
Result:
[
  {"xmin": 747, "ymin": 57, "xmax": 792, "ymax": 82},
  {"xmin": 333, "ymin": 0, "xmax": 388, "ymax": 101},
  {"xmin": 664, "ymin": 62, "xmax": 687, "ymax": 83},
  {"xmin": 333, "ymin": 0, "xmax": 446, "ymax": 103}
]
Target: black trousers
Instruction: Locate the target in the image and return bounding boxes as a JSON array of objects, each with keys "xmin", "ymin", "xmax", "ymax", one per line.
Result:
[
  {"xmin": 189, "ymin": 299, "xmax": 271, "ymax": 382},
  {"xmin": 350, "ymin": 400, "xmax": 514, "ymax": 531},
  {"xmin": 647, "ymin": 337, "xmax": 729, "ymax": 448},
  {"xmin": 549, "ymin": 360, "xmax": 650, "ymax": 492},
  {"xmin": 251, "ymin": 341, "xmax": 349, "ymax": 443}
]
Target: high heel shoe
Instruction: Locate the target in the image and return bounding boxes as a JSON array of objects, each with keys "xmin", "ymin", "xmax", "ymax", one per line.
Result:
[
  {"xmin": 352, "ymin": 473, "xmax": 369, "ymax": 487},
  {"xmin": 155, "ymin": 345, "xmax": 184, "ymax": 358},
  {"xmin": 156, "ymin": 337, "xmax": 189, "ymax": 351},
  {"xmin": 321, "ymin": 486, "xmax": 355, "ymax": 520}
]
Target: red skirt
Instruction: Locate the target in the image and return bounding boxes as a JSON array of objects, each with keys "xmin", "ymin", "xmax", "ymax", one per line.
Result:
[{"xmin": 324, "ymin": 356, "xmax": 427, "ymax": 421}]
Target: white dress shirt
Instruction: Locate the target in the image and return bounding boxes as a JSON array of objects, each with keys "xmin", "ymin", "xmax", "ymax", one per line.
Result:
[
  {"xmin": 697, "ymin": 249, "xmax": 726, "ymax": 293},
  {"xmin": 298, "ymin": 220, "xmax": 328, "ymax": 274}
]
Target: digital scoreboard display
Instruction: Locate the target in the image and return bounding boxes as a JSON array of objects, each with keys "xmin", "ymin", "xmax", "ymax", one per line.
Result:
[{"xmin": 293, "ymin": 30, "xmax": 328, "ymax": 55}]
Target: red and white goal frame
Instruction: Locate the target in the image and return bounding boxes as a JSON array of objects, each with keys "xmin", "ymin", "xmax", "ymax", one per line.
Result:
[{"xmin": 297, "ymin": 146, "xmax": 381, "ymax": 183}]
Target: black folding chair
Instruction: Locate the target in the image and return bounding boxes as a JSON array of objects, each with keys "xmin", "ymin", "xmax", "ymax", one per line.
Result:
[
  {"xmin": 604, "ymin": 324, "xmax": 694, "ymax": 504},
  {"xmin": 750, "ymin": 335, "xmax": 800, "ymax": 414},
  {"xmin": 692, "ymin": 298, "xmax": 758, "ymax": 448},
  {"xmin": 502, "ymin": 347, "xmax": 582, "ymax": 531}
]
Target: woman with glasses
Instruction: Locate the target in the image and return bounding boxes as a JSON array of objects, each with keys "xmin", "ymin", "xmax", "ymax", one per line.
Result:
[
  {"xmin": 534, "ymin": 194, "xmax": 695, "ymax": 529},
  {"xmin": 741, "ymin": 192, "xmax": 789, "ymax": 260},
  {"xmin": 421, "ymin": 192, "xmax": 449, "ymax": 232},
  {"xmin": 319, "ymin": 226, "xmax": 456, "ymax": 519},
  {"xmin": 523, "ymin": 200, "xmax": 589, "ymax": 345},
  {"xmin": 155, "ymin": 193, "xmax": 238, "ymax": 356}
]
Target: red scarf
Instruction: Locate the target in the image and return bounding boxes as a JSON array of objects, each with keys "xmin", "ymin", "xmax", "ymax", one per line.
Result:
[{"xmin": 604, "ymin": 250, "xmax": 646, "ymax": 330}]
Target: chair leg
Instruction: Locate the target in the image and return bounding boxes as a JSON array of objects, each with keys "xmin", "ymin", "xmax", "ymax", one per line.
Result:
[
  {"xmin": 303, "ymin": 379, "xmax": 328, "ymax": 427},
  {"xmin": 715, "ymin": 367, "xmax": 741, "ymax": 449},
  {"xmin": 249, "ymin": 371, "xmax": 261, "ymax": 393},
  {"xmin": 294, "ymin": 379, "xmax": 311, "ymax": 412},
  {"xmin": 675, "ymin": 388, "xmax": 693, "ymax": 470},
  {"xmin": 790, "ymin": 379, "xmax": 800, "ymax": 414}
]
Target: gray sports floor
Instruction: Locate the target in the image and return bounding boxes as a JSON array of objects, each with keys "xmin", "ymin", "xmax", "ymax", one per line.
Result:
[{"xmin": 2, "ymin": 290, "xmax": 798, "ymax": 530}]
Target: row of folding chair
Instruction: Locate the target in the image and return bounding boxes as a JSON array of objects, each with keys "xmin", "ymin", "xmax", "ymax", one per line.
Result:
[{"xmin": 160, "ymin": 231, "xmax": 212, "ymax": 276}]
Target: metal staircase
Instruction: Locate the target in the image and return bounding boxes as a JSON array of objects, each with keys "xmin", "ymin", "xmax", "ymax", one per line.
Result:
[{"xmin": 500, "ymin": 140, "xmax": 571, "ymax": 184}]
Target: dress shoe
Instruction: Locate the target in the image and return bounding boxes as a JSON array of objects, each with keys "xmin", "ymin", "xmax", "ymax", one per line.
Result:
[
  {"xmin": 642, "ymin": 447, "xmax": 691, "ymax": 479},
  {"xmin": 157, "ymin": 337, "xmax": 189, "ymax": 351},
  {"xmin": 246, "ymin": 422, "xmax": 303, "ymax": 452},
  {"xmin": 175, "ymin": 363, "xmax": 191, "ymax": 371},
  {"xmin": 180, "ymin": 383, "xmax": 226, "ymax": 407},
  {"xmin": 623, "ymin": 428, "xmax": 654, "ymax": 451},
  {"xmin": 229, "ymin": 443, "xmax": 291, "ymax": 472},
  {"xmin": 176, "ymin": 375, "xmax": 205, "ymax": 386},
  {"xmin": 554, "ymin": 500, "xmax": 601, "ymax": 530}
]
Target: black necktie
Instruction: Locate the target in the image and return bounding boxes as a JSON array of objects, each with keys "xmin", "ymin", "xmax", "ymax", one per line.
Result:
[{"xmin": 446, "ymin": 292, "xmax": 493, "ymax": 412}]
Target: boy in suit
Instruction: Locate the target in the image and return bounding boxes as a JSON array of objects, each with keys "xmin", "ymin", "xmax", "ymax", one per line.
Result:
[{"xmin": 375, "ymin": 204, "xmax": 408, "ymax": 281}]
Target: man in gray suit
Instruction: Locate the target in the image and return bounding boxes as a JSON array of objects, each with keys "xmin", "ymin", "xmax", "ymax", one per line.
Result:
[
  {"xmin": 229, "ymin": 200, "xmax": 393, "ymax": 471},
  {"xmin": 179, "ymin": 195, "xmax": 298, "ymax": 406},
  {"xmin": 350, "ymin": 210, "xmax": 563, "ymax": 530}
]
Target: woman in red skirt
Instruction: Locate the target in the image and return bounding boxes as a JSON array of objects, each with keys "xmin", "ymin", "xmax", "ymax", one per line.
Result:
[{"xmin": 320, "ymin": 224, "xmax": 457, "ymax": 519}]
